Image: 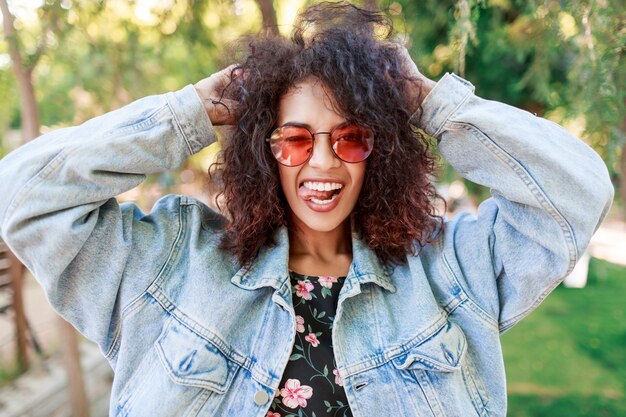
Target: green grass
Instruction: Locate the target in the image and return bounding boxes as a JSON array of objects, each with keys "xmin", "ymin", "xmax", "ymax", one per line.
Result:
[
  {"xmin": 0, "ymin": 359, "xmax": 21, "ymax": 388},
  {"xmin": 502, "ymin": 257, "xmax": 626, "ymax": 416}
]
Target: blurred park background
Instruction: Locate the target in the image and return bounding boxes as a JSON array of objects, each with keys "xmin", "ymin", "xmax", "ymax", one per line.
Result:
[{"xmin": 0, "ymin": 0, "xmax": 624, "ymax": 416}]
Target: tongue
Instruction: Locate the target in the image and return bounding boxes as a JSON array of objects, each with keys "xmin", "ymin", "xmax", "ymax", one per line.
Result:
[{"xmin": 298, "ymin": 186, "xmax": 336, "ymax": 201}]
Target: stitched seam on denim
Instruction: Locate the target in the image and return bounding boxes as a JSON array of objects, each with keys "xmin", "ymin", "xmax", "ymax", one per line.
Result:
[
  {"xmin": 450, "ymin": 121, "xmax": 578, "ymax": 327},
  {"xmin": 441, "ymin": 252, "xmax": 499, "ymax": 330},
  {"xmin": 146, "ymin": 285, "xmax": 275, "ymax": 387},
  {"xmin": 431, "ymin": 88, "xmax": 474, "ymax": 138},
  {"xmin": 341, "ymin": 311, "xmax": 448, "ymax": 378},
  {"xmin": 399, "ymin": 368, "xmax": 424, "ymax": 416},
  {"xmin": 247, "ymin": 292, "xmax": 274, "ymax": 382},
  {"xmin": 370, "ymin": 284, "xmax": 383, "ymax": 359},
  {"xmin": 116, "ymin": 348, "xmax": 155, "ymax": 412},
  {"xmin": 149, "ymin": 288, "xmax": 235, "ymax": 362},
  {"xmin": 105, "ymin": 294, "xmax": 149, "ymax": 361},
  {"xmin": 3, "ymin": 148, "xmax": 67, "ymax": 228},
  {"xmin": 452, "ymin": 121, "xmax": 578, "ymax": 270},
  {"xmin": 106, "ymin": 196, "xmax": 186, "ymax": 359},
  {"xmin": 387, "ymin": 365, "xmax": 410, "ymax": 415},
  {"xmin": 157, "ymin": 309, "xmax": 248, "ymax": 369},
  {"xmin": 182, "ymin": 389, "xmax": 211, "ymax": 417},
  {"xmin": 3, "ymin": 101, "xmax": 169, "ymax": 227},
  {"xmin": 165, "ymin": 93, "xmax": 195, "ymax": 156},
  {"xmin": 416, "ymin": 369, "xmax": 444, "ymax": 416},
  {"xmin": 462, "ymin": 366, "xmax": 489, "ymax": 416},
  {"xmin": 5, "ymin": 106, "xmax": 174, "ymax": 226},
  {"xmin": 463, "ymin": 351, "xmax": 491, "ymax": 415},
  {"xmin": 105, "ymin": 104, "xmax": 169, "ymax": 137},
  {"xmin": 499, "ymin": 276, "xmax": 563, "ymax": 333},
  {"xmin": 349, "ymin": 384, "xmax": 363, "ymax": 417},
  {"xmin": 155, "ymin": 324, "xmax": 232, "ymax": 393},
  {"xmin": 442, "ymin": 294, "xmax": 465, "ymax": 316}
]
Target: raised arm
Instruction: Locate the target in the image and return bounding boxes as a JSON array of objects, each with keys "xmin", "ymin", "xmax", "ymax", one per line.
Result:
[
  {"xmin": 407, "ymin": 63, "xmax": 613, "ymax": 332},
  {"xmin": 0, "ymin": 66, "xmax": 241, "ymax": 354}
]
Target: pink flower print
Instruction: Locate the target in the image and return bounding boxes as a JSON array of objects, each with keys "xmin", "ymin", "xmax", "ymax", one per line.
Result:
[
  {"xmin": 280, "ymin": 378, "xmax": 313, "ymax": 409},
  {"xmin": 295, "ymin": 280, "xmax": 314, "ymax": 300},
  {"xmin": 318, "ymin": 275, "xmax": 338, "ymax": 288},
  {"xmin": 305, "ymin": 333, "xmax": 320, "ymax": 347},
  {"xmin": 295, "ymin": 315, "xmax": 305, "ymax": 333},
  {"xmin": 333, "ymin": 368, "xmax": 343, "ymax": 386},
  {"xmin": 266, "ymin": 413, "xmax": 280, "ymax": 417}
]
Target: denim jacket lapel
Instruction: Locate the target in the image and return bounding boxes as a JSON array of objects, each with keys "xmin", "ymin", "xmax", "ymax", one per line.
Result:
[
  {"xmin": 230, "ymin": 227, "xmax": 293, "ymax": 309},
  {"xmin": 230, "ymin": 226, "xmax": 397, "ymax": 309},
  {"xmin": 348, "ymin": 232, "xmax": 396, "ymax": 293}
]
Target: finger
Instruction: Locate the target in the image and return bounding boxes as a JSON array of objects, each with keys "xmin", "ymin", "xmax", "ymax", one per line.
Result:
[{"xmin": 208, "ymin": 98, "xmax": 239, "ymax": 126}]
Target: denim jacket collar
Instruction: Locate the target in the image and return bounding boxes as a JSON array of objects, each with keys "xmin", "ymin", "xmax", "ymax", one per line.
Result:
[{"xmin": 230, "ymin": 226, "xmax": 396, "ymax": 299}]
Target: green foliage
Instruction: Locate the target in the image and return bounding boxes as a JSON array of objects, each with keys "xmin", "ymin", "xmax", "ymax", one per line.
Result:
[
  {"xmin": 394, "ymin": 0, "xmax": 624, "ymax": 199},
  {"xmin": 1, "ymin": 0, "xmax": 623, "ymax": 194},
  {"xmin": 502, "ymin": 257, "xmax": 626, "ymax": 416},
  {"xmin": 0, "ymin": 357, "xmax": 21, "ymax": 388},
  {"xmin": 0, "ymin": 67, "xmax": 16, "ymax": 157},
  {"xmin": 2, "ymin": 0, "xmax": 263, "ymax": 129}
]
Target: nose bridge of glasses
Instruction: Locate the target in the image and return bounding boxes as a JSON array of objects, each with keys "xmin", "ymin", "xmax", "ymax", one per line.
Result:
[
  {"xmin": 312, "ymin": 131, "xmax": 332, "ymax": 138},
  {"xmin": 309, "ymin": 131, "xmax": 340, "ymax": 165}
]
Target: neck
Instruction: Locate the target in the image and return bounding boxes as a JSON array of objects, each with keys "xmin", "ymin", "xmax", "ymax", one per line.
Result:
[{"xmin": 287, "ymin": 215, "xmax": 353, "ymax": 275}]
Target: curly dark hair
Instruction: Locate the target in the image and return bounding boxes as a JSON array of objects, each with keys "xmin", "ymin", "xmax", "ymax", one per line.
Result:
[{"xmin": 211, "ymin": 1, "xmax": 445, "ymax": 268}]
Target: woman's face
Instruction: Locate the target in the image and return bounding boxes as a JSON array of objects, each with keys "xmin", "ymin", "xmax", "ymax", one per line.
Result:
[{"xmin": 275, "ymin": 77, "xmax": 366, "ymax": 233}]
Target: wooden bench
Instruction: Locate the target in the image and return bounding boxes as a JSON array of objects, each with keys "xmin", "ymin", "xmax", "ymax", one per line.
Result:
[
  {"xmin": 0, "ymin": 240, "xmax": 16, "ymax": 315},
  {"xmin": 0, "ymin": 239, "xmax": 43, "ymax": 371}
]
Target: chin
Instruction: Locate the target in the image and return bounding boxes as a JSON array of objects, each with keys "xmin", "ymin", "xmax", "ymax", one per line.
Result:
[{"xmin": 292, "ymin": 209, "xmax": 351, "ymax": 233}]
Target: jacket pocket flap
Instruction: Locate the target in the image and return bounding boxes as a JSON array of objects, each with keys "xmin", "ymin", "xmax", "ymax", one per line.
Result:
[
  {"xmin": 155, "ymin": 319, "xmax": 237, "ymax": 393},
  {"xmin": 392, "ymin": 321, "xmax": 467, "ymax": 372}
]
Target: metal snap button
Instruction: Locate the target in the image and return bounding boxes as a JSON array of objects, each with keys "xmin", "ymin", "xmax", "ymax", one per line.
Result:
[{"xmin": 254, "ymin": 389, "xmax": 270, "ymax": 405}]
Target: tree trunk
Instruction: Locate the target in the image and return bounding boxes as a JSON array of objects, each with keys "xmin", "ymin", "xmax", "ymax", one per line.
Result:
[
  {"xmin": 60, "ymin": 319, "xmax": 91, "ymax": 417},
  {"xmin": 14, "ymin": 68, "xmax": 40, "ymax": 141},
  {"xmin": 255, "ymin": 0, "xmax": 279, "ymax": 36},
  {"xmin": 0, "ymin": 0, "xmax": 40, "ymax": 142},
  {"xmin": 7, "ymin": 248, "xmax": 28, "ymax": 372},
  {"xmin": 2, "ymin": 4, "xmax": 90, "ymax": 417}
]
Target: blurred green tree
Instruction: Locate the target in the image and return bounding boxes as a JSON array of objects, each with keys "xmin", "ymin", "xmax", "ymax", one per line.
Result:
[
  {"xmin": 1, "ymin": 0, "xmax": 623, "ymax": 213},
  {"xmin": 392, "ymin": 0, "xmax": 624, "ymax": 215}
]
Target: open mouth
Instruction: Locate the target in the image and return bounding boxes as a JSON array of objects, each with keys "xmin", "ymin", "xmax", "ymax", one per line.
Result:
[{"xmin": 298, "ymin": 181, "xmax": 344, "ymax": 205}]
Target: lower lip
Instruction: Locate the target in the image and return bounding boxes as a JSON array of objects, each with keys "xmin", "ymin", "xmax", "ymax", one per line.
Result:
[{"xmin": 302, "ymin": 189, "xmax": 343, "ymax": 212}]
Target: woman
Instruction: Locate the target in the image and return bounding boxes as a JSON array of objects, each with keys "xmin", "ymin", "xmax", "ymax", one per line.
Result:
[{"xmin": 0, "ymin": 2, "xmax": 613, "ymax": 416}]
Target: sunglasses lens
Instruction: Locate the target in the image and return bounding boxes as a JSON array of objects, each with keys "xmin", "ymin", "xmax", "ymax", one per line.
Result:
[
  {"xmin": 332, "ymin": 124, "xmax": 374, "ymax": 163},
  {"xmin": 269, "ymin": 126, "xmax": 313, "ymax": 166}
]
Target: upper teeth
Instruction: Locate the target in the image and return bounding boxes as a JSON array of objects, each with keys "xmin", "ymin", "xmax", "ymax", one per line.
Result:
[{"xmin": 303, "ymin": 181, "xmax": 343, "ymax": 191}]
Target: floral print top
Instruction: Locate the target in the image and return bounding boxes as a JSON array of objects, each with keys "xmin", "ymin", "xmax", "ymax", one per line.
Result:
[{"xmin": 268, "ymin": 271, "xmax": 353, "ymax": 417}]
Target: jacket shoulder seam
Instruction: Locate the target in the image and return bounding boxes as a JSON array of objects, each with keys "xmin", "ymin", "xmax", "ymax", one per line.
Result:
[
  {"xmin": 440, "ymin": 251, "xmax": 500, "ymax": 330},
  {"xmin": 165, "ymin": 96, "xmax": 194, "ymax": 156},
  {"xmin": 104, "ymin": 195, "xmax": 187, "ymax": 360},
  {"xmin": 448, "ymin": 121, "xmax": 579, "ymax": 273},
  {"xmin": 2, "ymin": 149, "xmax": 68, "ymax": 230},
  {"xmin": 498, "ymin": 277, "xmax": 563, "ymax": 333}
]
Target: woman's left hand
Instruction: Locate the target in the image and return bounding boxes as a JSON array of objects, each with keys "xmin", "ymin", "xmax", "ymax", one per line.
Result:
[
  {"xmin": 393, "ymin": 44, "xmax": 437, "ymax": 114},
  {"xmin": 194, "ymin": 64, "xmax": 246, "ymax": 126}
]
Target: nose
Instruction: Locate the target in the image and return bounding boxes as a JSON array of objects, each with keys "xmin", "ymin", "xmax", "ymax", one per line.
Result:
[{"xmin": 307, "ymin": 133, "xmax": 341, "ymax": 170}]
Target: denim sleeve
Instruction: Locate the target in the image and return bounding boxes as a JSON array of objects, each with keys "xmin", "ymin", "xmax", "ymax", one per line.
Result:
[
  {"xmin": 414, "ymin": 73, "xmax": 614, "ymax": 333},
  {"xmin": 0, "ymin": 85, "xmax": 216, "ymax": 354}
]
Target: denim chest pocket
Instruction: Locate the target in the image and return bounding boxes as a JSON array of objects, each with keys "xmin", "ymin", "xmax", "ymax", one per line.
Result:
[
  {"xmin": 391, "ymin": 321, "xmax": 490, "ymax": 417},
  {"xmin": 115, "ymin": 318, "xmax": 240, "ymax": 417},
  {"xmin": 155, "ymin": 319, "xmax": 238, "ymax": 393}
]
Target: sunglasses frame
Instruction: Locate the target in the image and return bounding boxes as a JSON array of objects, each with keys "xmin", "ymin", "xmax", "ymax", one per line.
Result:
[{"xmin": 265, "ymin": 121, "xmax": 374, "ymax": 167}]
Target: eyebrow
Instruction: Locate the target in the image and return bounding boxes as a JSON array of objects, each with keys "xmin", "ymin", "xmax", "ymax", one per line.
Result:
[
  {"xmin": 280, "ymin": 120, "xmax": 349, "ymax": 131},
  {"xmin": 282, "ymin": 122, "xmax": 313, "ymax": 129}
]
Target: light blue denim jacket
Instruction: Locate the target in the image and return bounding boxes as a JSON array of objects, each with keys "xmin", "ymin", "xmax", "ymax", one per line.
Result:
[{"xmin": 0, "ymin": 73, "xmax": 613, "ymax": 416}]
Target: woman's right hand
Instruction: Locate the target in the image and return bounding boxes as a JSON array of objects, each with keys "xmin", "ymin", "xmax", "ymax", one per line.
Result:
[{"xmin": 194, "ymin": 64, "xmax": 246, "ymax": 126}]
